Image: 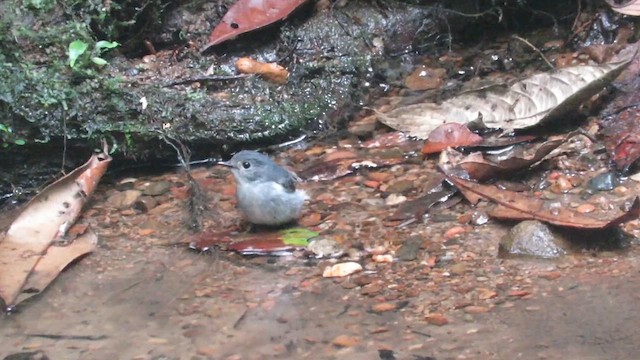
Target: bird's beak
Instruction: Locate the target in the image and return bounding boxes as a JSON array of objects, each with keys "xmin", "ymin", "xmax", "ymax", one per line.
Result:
[{"xmin": 218, "ymin": 160, "xmax": 233, "ymax": 168}]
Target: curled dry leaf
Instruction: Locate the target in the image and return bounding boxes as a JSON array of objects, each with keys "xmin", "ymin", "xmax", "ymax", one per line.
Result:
[
  {"xmin": 421, "ymin": 123, "xmax": 483, "ymax": 155},
  {"xmin": 445, "ymin": 174, "xmax": 640, "ymax": 229},
  {"xmin": 606, "ymin": 0, "xmax": 640, "ymax": 16},
  {"xmin": 15, "ymin": 229, "xmax": 98, "ymax": 305},
  {"xmin": 235, "ymin": 57, "xmax": 289, "ymax": 84},
  {"xmin": 440, "ymin": 137, "xmax": 567, "ymax": 181},
  {"xmin": 204, "ymin": 0, "xmax": 308, "ymax": 50},
  {"xmin": 0, "ymin": 148, "xmax": 111, "ymax": 309},
  {"xmin": 377, "ymin": 55, "xmax": 634, "ymax": 138}
]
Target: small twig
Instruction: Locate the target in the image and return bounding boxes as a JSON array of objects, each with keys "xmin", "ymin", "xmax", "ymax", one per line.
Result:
[
  {"xmin": 511, "ymin": 35, "xmax": 555, "ymax": 70},
  {"xmin": 164, "ymin": 74, "xmax": 250, "ymax": 87},
  {"xmin": 233, "ymin": 308, "xmax": 249, "ymax": 329},
  {"xmin": 26, "ymin": 333, "xmax": 107, "ymax": 341}
]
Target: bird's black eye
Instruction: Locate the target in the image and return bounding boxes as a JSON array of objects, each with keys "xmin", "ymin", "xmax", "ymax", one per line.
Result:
[{"xmin": 242, "ymin": 161, "xmax": 251, "ymax": 169}]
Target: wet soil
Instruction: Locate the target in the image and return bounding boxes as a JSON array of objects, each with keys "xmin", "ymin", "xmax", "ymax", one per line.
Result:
[{"xmin": 2, "ymin": 153, "xmax": 640, "ymax": 360}]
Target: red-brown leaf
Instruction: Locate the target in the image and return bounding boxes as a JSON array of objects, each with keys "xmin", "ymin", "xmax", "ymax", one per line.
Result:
[
  {"xmin": 205, "ymin": 0, "xmax": 308, "ymax": 49},
  {"xmin": 445, "ymin": 174, "xmax": 640, "ymax": 229},
  {"xmin": 422, "ymin": 123, "xmax": 483, "ymax": 155}
]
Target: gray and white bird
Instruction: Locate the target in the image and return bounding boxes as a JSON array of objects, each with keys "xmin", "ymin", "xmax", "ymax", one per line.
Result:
[{"xmin": 219, "ymin": 150, "xmax": 308, "ymax": 226}]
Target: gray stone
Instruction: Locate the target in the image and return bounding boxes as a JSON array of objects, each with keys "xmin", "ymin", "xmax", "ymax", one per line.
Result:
[
  {"xmin": 499, "ymin": 220, "xmax": 569, "ymax": 258},
  {"xmin": 142, "ymin": 181, "xmax": 172, "ymax": 196}
]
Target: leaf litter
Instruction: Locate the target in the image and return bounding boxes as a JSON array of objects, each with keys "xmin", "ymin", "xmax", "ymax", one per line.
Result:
[{"xmin": 8, "ymin": 8, "xmax": 640, "ymax": 360}]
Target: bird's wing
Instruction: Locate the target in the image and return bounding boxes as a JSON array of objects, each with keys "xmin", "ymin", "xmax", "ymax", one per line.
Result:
[{"xmin": 272, "ymin": 167, "xmax": 300, "ymax": 193}]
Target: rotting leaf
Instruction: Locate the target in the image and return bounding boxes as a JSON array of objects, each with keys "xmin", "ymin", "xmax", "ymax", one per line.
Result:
[
  {"xmin": 190, "ymin": 228, "xmax": 318, "ymax": 256},
  {"xmin": 377, "ymin": 54, "xmax": 634, "ymax": 138},
  {"xmin": 421, "ymin": 123, "xmax": 483, "ymax": 155},
  {"xmin": 203, "ymin": 0, "xmax": 308, "ymax": 50},
  {"xmin": 0, "ymin": 146, "xmax": 111, "ymax": 309},
  {"xmin": 15, "ymin": 229, "xmax": 98, "ymax": 305},
  {"xmin": 445, "ymin": 174, "xmax": 640, "ymax": 229},
  {"xmin": 443, "ymin": 137, "xmax": 567, "ymax": 181}
]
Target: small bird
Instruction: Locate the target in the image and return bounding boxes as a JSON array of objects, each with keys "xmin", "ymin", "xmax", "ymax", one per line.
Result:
[{"xmin": 219, "ymin": 150, "xmax": 308, "ymax": 226}]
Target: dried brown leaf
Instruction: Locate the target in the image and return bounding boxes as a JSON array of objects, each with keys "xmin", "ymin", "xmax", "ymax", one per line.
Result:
[
  {"xmin": 0, "ymin": 149, "xmax": 111, "ymax": 308},
  {"xmin": 378, "ymin": 56, "xmax": 634, "ymax": 138}
]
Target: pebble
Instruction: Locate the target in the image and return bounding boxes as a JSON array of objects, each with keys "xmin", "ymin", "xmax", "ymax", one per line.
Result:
[
  {"xmin": 372, "ymin": 254, "xmax": 394, "ymax": 263},
  {"xmin": 323, "ymin": 262, "xmax": 363, "ymax": 277},
  {"xmin": 106, "ymin": 190, "xmax": 142, "ymax": 210},
  {"xmin": 463, "ymin": 306, "xmax": 490, "ymax": 314},
  {"xmin": 385, "ymin": 193, "xmax": 407, "ymax": 206},
  {"xmin": 142, "ymin": 181, "xmax": 172, "ymax": 196},
  {"xmin": 332, "ymin": 334, "xmax": 359, "ymax": 347},
  {"xmin": 371, "ymin": 302, "xmax": 397, "ymax": 313},
  {"xmin": 425, "ymin": 313, "xmax": 449, "ymax": 326},
  {"xmin": 134, "ymin": 196, "xmax": 158, "ymax": 212}
]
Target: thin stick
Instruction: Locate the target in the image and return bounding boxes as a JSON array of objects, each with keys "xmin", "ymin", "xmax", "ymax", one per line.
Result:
[{"xmin": 512, "ymin": 35, "xmax": 555, "ymax": 70}]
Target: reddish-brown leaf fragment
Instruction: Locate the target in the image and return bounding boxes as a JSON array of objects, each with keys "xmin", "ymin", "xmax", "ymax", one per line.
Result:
[
  {"xmin": 445, "ymin": 174, "xmax": 640, "ymax": 229},
  {"xmin": 422, "ymin": 123, "xmax": 483, "ymax": 155},
  {"xmin": 205, "ymin": 0, "xmax": 308, "ymax": 49}
]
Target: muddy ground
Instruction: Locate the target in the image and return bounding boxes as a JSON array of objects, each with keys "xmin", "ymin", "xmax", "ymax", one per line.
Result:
[{"xmin": 2, "ymin": 142, "xmax": 640, "ymax": 360}]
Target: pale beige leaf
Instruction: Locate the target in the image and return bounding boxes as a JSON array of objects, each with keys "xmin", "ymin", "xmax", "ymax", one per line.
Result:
[
  {"xmin": 15, "ymin": 229, "xmax": 98, "ymax": 305},
  {"xmin": 377, "ymin": 55, "xmax": 634, "ymax": 138},
  {"xmin": 0, "ymin": 150, "xmax": 111, "ymax": 308},
  {"xmin": 606, "ymin": 0, "xmax": 640, "ymax": 16}
]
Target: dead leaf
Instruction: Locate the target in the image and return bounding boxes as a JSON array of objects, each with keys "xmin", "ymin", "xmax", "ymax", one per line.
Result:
[
  {"xmin": 204, "ymin": 0, "xmax": 308, "ymax": 50},
  {"xmin": 0, "ymin": 148, "xmax": 111, "ymax": 308},
  {"xmin": 606, "ymin": 0, "xmax": 640, "ymax": 15},
  {"xmin": 421, "ymin": 123, "xmax": 483, "ymax": 155},
  {"xmin": 377, "ymin": 55, "xmax": 634, "ymax": 138},
  {"xmin": 191, "ymin": 228, "xmax": 317, "ymax": 256},
  {"xmin": 443, "ymin": 137, "xmax": 566, "ymax": 181},
  {"xmin": 15, "ymin": 229, "xmax": 98, "ymax": 305},
  {"xmin": 445, "ymin": 174, "xmax": 640, "ymax": 229}
]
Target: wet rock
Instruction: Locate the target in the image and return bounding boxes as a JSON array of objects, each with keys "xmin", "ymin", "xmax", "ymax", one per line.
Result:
[
  {"xmin": 134, "ymin": 196, "xmax": 158, "ymax": 213},
  {"xmin": 142, "ymin": 181, "xmax": 172, "ymax": 196},
  {"xmin": 308, "ymin": 237, "xmax": 344, "ymax": 258},
  {"xmin": 397, "ymin": 235, "xmax": 423, "ymax": 261},
  {"xmin": 499, "ymin": 220, "xmax": 569, "ymax": 258},
  {"xmin": 587, "ymin": 172, "xmax": 619, "ymax": 191},
  {"xmin": 106, "ymin": 190, "xmax": 142, "ymax": 210}
]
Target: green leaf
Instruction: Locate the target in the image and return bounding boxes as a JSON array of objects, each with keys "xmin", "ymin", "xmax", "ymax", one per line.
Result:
[
  {"xmin": 68, "ymin": 40, "xmax": 88, "ymax": 68},
  {"xmin": 95, "ymin": 41, "xmax": 120, "ymax": 51},
  {"xmin": 13, "ymin": 139, "xmax": 26, "ymax": 145},
  {"xmin": 91, "ymin": 57, "xmax": 108, "ymax": 66},
  {"xmin": 0, "ymin": 124, "xmax": 8, "ymax": 132},
  {"xmin": 280, "ymin": 228, "xmax": 319, "ymax": 246}
]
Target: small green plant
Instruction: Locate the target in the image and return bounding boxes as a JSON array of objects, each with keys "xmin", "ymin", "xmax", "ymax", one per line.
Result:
[
  {"xmin": 0, "ymin": 124, "xmax": 26, "ymax": 147},
  {"xmin": 68, "ymin": 40, "xmax": 120, "ymax": 69}
]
